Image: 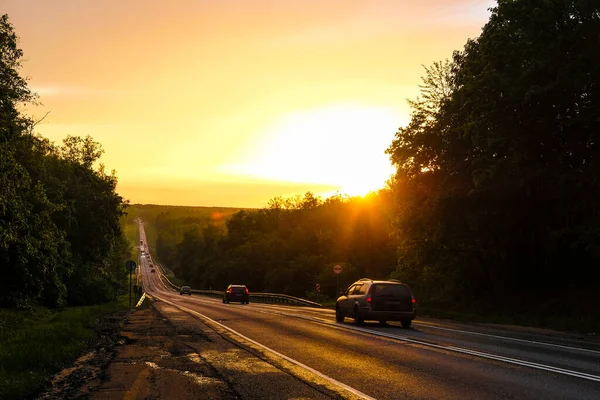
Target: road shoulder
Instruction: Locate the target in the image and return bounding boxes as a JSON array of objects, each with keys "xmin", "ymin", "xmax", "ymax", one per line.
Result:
[{"xmin": 41, "ymin": 300, "xmax": 338, "ymax": 399}]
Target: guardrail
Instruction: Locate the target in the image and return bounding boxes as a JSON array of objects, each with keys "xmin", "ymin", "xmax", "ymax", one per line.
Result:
[
  {"xmin": 158, "ymin": 270, "xmax": 180, "ymax": 291},
  {"xmin": 157, "ymin": 262, "xmax": 175, "ymax": 277},
  {"xmin": 156, "ymin": 268, "xmax": 322, "ymax": 308}
]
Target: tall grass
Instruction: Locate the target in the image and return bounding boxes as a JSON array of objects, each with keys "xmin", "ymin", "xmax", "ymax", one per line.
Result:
[{"xmin": 0, "ymin": 296, "xmax": 129, "ymax": 399}]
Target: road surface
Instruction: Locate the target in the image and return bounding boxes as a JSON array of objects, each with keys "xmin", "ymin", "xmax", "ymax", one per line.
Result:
[{"xmin": 137, "ymin": 221, "xmax": 600, "ymax": 399}]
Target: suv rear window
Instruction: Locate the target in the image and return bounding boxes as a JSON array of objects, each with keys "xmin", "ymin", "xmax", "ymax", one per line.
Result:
[{"xmin": 371, "ymin": 284, "xmax": 409, "ymax": 297}]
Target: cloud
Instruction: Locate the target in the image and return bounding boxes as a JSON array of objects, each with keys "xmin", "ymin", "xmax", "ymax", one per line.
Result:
[{"xmin": 30, "ymin": 85, "xmax": 120, "ymax": 98}]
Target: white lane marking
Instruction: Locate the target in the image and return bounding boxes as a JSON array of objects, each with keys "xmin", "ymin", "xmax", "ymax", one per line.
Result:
[
  {"xmin": 135, "ymin": 293, "xmax": 147, "ymax": 307},
  {"xmin": 151, "ymin": 287, "xmax": 600, "ymax": 363},
  {"xmin": 136, "ymin": 228, "xmax": 599, "ymax": 381},
  {"xmin": 271, "ymin": 310, "xmax": 600, "ymax": 383},
  {"xmin": 200, "ymin": 295, "xmax": 600, "ymax": 357},
  {"xmin": 252, "ymin": 303, "xmax": 600, "ymax": 356},
  {"xmin": 143, "ymin": 257, "xmax": 600, "ymax": 364},
  {"xmin": 150, "ymin": 290, "xmax": 600, "ymax": 383},
  {"xmin": 154, "ymin": 295, "xmax": 376, "ymax": 400},
  {"xmin": 443, "ymin": 345, "xmax": 600, "ymax": 382},
  {"xmin": 412, "ymin": 322, "xmax": 600, "ymax": 355},
  {"xmin": 349, "ymin": 326, "xmax": 600, "ymax": 382}
]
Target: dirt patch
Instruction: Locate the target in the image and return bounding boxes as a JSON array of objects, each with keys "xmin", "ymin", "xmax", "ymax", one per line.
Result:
[
  {"xmin": 37, "ymin": 310, "xmax": 130, "ymax": 399},
  {"xmin": 90, "ymin": 306, "xmax": 239, "ymax": 400},
  {"xmin": 36, "ymin": 306, "xmax": 238, "ymax": 400},
  {"xmin": 37, "ymin": 301, "xmax": 336, "ymax": 399}
]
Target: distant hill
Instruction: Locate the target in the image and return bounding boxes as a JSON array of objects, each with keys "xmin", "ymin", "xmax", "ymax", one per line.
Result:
[{"xmin": 121, "ymin": 203, "xmax": 251, "ymax": 251}]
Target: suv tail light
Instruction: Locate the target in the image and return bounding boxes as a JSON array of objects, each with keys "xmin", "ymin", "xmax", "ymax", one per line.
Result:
[
  {"xmin": 366, "ymin": 294, "xmax": 372, "ymax": 303},
  {"xmin": 245, "ymin": 288, "xmax": 249, "ymax": 294},
  {"xmin": 227, "ymin": 288, "xmax": 232, "ymax": 293},
  {"xmin": 411, "ymin": 296, "xmax": 416, "ymax": 304}
]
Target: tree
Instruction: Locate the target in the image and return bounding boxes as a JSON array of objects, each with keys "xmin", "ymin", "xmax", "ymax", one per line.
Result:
[
  {"xmin": 0, "ymin": 15, "xmax": 69, "ymax": 307},
  {"xmin": 0, "ymin": 14, "xmax": 129, "ymax": 307},
  {"xmin": 386, "ymin": 59, "xmax": 455, "ymax": 177},
  {"xmin": 0, "ymin": 14, "xmax": 36, "ymax": 141},
  {"xmin": 386, "ymin": 0, "xmax": 600, "ymax": 316}
]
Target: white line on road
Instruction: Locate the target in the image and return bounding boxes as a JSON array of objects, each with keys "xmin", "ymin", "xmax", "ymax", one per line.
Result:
[
  {"xmin": 342, "ymin": 325, "xmax": 600, "ymax": 383},
  {"xmin": 154, "ymin": 295, "xmax": 377, "ymax": 400},
  {"xmin": 245, "ymin": 302, "xmax": 600, "ymax": 356},
  {"xmin": 137, "ymin": 227, "xmax": 600, "ymax": 387},
  {"xmin": 220, "ymin": 305, "xmax": 600, "ymax": 383},
  {"xmin": 217, "ymin": 298, "xmax": 600, "ymax": 356},
  {"xmin": 411, "ymin": 321, "xmax": 600, "ymax": 355}
]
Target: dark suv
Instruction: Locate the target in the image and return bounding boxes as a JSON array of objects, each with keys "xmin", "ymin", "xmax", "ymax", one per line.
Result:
[
  {"xmin": 180, "ymin": 286, "xmax": 191, "ymax": 295},
  {"xmin": 335, "ymin": 278, "xmax": 416, "ymax": 328},
  {"xmin": 223, "ymin": 284, "xmax": 249, "ymax": 304}
]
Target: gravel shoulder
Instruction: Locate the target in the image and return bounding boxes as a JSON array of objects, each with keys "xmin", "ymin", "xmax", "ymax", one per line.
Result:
[{"xmin": 38, "ymin": 300, "xmax": 340, "ymax": 400}]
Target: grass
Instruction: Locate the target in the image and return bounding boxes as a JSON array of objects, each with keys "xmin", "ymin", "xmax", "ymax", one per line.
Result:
[
  {"xmin": 122, "ymin": 222, "xmax": 139, "ymax": 251},
  {"xmin": 163, "ymin": 271, "xmax": 188, "ymax": 288},
  {"xmin": 416, "ymin": 304, "xmax": 600, "ymax": 334},
  {"xmin": 0, "ymin": 295, "xmax": 130, "ymax": 399}
]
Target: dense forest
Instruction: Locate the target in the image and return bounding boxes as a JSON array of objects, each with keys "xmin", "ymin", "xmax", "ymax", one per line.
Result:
[
  {"xmin": 386, "ymin": 0, "xmax": 600, "ymax": 319},
  {"xmin": 0, "ymin": 15, "xmax": 129, "ymax": 308},
  {"xmin": 148, "ymin": 193, "xmax": 397, "ymax": 299},
  {"xmin": 148, "ymin": 0, "xmax": 599, "ymax": 325},
  {"xmin": 121, "ymin": 204, "xmax": 246, "ymax": 260}
]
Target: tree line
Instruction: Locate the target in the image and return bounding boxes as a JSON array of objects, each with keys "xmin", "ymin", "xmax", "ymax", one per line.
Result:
[
  {"xmin": 0, "ymin": 15, "xmax": 129, "ymax": 308},
  {"xmin": 154, "ymin": 0, "xmax": 599, "ymax": 323},
  {"xmin": 153, "ymin": 192, "xmax": 397, "ymax": 299},
  {"xmin": 385, "ymin": 0, "xmax": 600, "ymax": 317}
]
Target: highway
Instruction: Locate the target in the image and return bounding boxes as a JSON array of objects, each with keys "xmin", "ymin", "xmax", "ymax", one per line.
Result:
[{"xmin": 137, "ymin": 222, "xmax": 600, "ymax": 399}]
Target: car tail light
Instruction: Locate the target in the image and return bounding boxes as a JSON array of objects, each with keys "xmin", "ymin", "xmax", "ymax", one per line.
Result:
[
  {"xmin": 411, "ymin": 296, "xmax": 416, "ymax": 304},
  {"xmin": 227, "ymin": 288, "xmax": 232, "ymax": 293},
  {"xmin": 245, "ymin": 288, "xmax": 249, "ymax": 294},
  {"xmin": 366, "ymin": 294, "xmax": 372, "ymax": 303}
]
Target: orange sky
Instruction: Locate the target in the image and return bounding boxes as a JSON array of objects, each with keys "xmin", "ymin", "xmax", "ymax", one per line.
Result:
[{"xmin": 3, "ymin": 0, "xmax": 495, "ymax": 207}]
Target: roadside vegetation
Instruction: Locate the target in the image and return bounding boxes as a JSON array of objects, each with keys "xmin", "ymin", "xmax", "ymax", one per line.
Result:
[
  {"xmin": 147, "ymin": 0, "xmax": 600, "ymax": 333},
  {"xmin": 0, "ymin": 15, "xmax": 130, "ymax": 308},
  {"xmin": 121, "ymin": 204, "xmax": 247, "ymax": 256},
  {"xmin": 0, "ymin": 296, "xmax": 130, "ymax": 399},
  {"xmin": 0, "ymin": 14, "xmax": 133, "ymax": 400}
]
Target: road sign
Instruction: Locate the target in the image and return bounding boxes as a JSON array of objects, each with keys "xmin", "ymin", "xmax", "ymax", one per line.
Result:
[
  {"xmin": 125, "ymin": 260, "xmax": 137, "ymax": 307},
  {"xmin": 333, "ymin": 265, "xmax": 342, "ymax": 274},
  {"xmin": 126, "ymin": 260, "xmax": 136, "ymax": 272}
]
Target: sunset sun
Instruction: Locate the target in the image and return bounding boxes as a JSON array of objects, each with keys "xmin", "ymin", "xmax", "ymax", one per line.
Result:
[{"xmin": 221, "ymin": 105, "xmax": 401, "ymax": 197}]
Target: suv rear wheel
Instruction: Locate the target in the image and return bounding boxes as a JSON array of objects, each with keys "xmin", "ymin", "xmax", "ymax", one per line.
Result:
[
  {"xmin": 335, "ymin": 306, "xmax": 344, "ymax": 323},
  {"xmin": 401, "ymin": 319, "xmax": 412, "ymax": 329}
]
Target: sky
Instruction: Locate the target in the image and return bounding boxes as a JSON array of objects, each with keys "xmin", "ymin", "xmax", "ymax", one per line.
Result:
[{"xmin": 2, "ymin": 0, "xmax": 495, "ymax": 207}]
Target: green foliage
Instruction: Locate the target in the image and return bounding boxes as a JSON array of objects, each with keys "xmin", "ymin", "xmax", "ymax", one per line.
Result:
[
  {"xmin": 0, "ymin": 14, "xmax": 129, "ymax": 308},
  {"xmin": 120, "ymin": 204, "xmax": 244, "ymax": 253},
  {"xmin": 386, "ymin": 0, "xmax": 600, "ymax": 320},
  {"xmin": 0, "ymin": 297, "xmax": 129, "ymax": 399},
  {"xmin": 152, "ymin": 192, "xmax": 398, "ymax": 298}
]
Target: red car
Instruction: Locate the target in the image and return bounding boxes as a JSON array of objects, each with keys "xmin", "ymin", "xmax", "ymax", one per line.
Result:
[{"xmin": 223, "ymin": 284, "xmax": 249, "ymax": 304}]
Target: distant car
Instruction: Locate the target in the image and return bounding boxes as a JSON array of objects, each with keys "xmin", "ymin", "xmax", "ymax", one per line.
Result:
[
  {"xmin": 180, "ymin": 286, "xmax": 191, "ymax": 295},
  {"xmin": 335, "ymin": 278, "xmax": 416, "ymax": 328},
  {"xmin": 223, "ymin": 284, "xmax": 249, "ymax": 304}
]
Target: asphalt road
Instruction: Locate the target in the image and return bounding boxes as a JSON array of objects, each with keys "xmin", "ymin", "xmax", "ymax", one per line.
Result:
[{"xmin": 137, "ymin": 222, "xmax": 600, "ymax": 399}]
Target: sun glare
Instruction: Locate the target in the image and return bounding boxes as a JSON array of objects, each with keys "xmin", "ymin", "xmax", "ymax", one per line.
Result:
[{"xmin": 221, "ymin": 105, "xmax": 401, "ymax": 197}]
